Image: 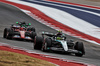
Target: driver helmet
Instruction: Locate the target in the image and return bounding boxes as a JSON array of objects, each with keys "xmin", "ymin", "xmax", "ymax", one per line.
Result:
[
  {"xmin": 57, "ymin": 30, "xmax": 62, "ymax": 35},
  {"xmin": 56, "ymin": 37, "xmax": 62, "ymax": 40}
]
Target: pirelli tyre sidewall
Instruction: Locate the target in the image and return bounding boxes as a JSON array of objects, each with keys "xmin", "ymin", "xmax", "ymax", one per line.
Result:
[
  {"xmin": 42, "ymin": 38, "xmax": 52, "ymax": 52},
  {"xmin": 31, "ymin": 27, "xmax": 35, "ymax": 32},
  {"xmin": 3, "ymin": 28, "xmax": 13, "ymax": 39},
  {"xmin": 27, "ymin": 27, "xmax": 35, "ymax": 32},
  {"xmin": 74, "ymin": 42, "xmax": 85, "ymax": 57},
  {"xmin": 3, "ymin": 28, "xmax": 7, "ymax": 38},
  {"xmin": 30, "ymin": 32, "xmax": 36, "ymax": 40},
  {"xmin": 34, "ymin": 36, "xmax": 43, "ymax": 50}
]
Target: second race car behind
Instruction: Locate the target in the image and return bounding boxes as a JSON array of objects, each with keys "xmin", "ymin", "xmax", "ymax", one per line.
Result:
[{"xmin": 3, "ymin": 22, "xmax": 36, "ymax": 41}]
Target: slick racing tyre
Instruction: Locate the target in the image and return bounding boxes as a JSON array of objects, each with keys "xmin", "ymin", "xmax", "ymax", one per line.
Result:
[
  {"xmin": 27, "ymin": 27, "xmax": 35, "ymax": 32},
  {"xmin": 30, "ymin": 32, "xmax": 36, "ymax": 39},
  {"xmin": 34, "ymin": 36, "xmax": 43, "ymax": 50},
  {"xmin": 42, "ymin": 38, "xmax": 52, "ymax": 52},
  {"xmin": 45, "ymin": 38, "xmax": 52, "ymax": 47},
  {"xmin": 27, "ymin": 28, "xmax": 31, "ymax": 31},
  {"xmin": 3, "ymin": 28, "xmax": 7, "ymax": 38},
  {"xmin": 74, "ymin": 42, "xmax": 85, "ymax": 57},
  {"xmin": 31, "ymin": 27, "xmax": 35, "ymax": 32},
  {"xmin": 3, "ymin": 28, "xmax": 13, "ymax": 39}
]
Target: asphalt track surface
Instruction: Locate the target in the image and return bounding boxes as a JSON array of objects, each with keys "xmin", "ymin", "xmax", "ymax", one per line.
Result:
[{"xmin": 0, "ymin": 2, "xmax": 100, "ymax": 66}]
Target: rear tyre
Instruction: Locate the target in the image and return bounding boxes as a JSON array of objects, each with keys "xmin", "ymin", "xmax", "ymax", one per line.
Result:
[
  {"xmin": 45, "ymin": 38, "xmax": 52, "ymax": 47},
  {"xmin": 30, "ymin": 32, "xmax": 36, "ymax": 40},
  {"xmin": 74, "ymin": 42, "xmax": 85, "ymax": 57},
  {"xmin": 27, "ymin": 27, "xmax": 35, "ymax": 32},
  {"xmin": 27, "ymin": 28, "xmax": 31, "ymax": 31},
  {"xmin": 34, "ymin": 36, "xmax": 43, "ymax": 50},
  {"xmin": 42, "ymin": 38, "xmax": 52, "ymax": 52},
  {"xmin": 31, "ymin": 27, "xmax": 35, "ymax": 32}
]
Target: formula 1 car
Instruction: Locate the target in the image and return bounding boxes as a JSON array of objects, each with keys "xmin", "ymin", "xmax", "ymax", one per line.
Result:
[
  {"xmin": 3, "ymin": 22, "xmax": 36, "ymax": 41},
  {"xmin": 33, "ymin": 32, "xmax": 85, "ymax": 57}
]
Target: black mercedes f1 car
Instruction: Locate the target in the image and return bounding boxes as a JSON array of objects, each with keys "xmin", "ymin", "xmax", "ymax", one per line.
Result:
[{"xmin": 33, "ymin": 32, "xmax": 85, "ymax": 57}]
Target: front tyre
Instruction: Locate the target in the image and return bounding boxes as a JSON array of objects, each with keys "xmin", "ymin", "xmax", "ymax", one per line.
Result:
[
  {"xmin": 74, "ymin": 42, "xmax": 85, "ymax": 57},
  {"xmin": 3, "ymin": 28, "xmax": 13, "ymax": 39},
  {"xmin": 3, "ymin": 28, "xmax": 7, "ymax": 38}
]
